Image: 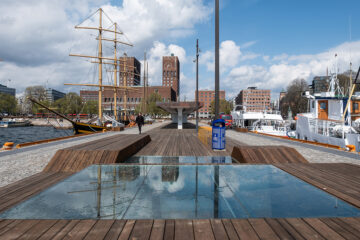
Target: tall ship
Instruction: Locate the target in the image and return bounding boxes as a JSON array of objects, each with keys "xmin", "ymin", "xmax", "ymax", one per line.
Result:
[
  {"xmin": 296, "ymin": 62, "xmax": 360, "ymax": 152},
  {"xmin": 30, "ymin": 8, "xmax": 145, "ymax": 134}
]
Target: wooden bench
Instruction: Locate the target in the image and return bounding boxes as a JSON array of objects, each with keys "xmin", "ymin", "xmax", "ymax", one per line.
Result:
[
  {"xmin": 43, "ymin": 134, "xmax": 151, "ymax": 173},
  {"xmin": 231, "ymin": 145, "xmax": 308, "ymax": 164}
]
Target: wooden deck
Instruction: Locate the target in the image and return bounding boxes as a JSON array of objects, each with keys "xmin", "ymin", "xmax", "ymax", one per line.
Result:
[
  {"xmin": 232, "ymin": 145, "xmax": 308, "ymax": 164},
  {"xmin": 135, "ymin": 124, "xmax": 244, "ymax": 156},
  {"xmin": 44, "ymin": 134, "xmax": 151, "ymax": 172},
  {"xmin": 1, "ymin": 218, "xmax": 360, "ymax": 239},
  {"xmin": 0, "ymin": 172, "xmax": 71, "ymax": 214},
  {"xmin": 0, "ymin": 124, "xmax": 359, "ymax": 239},
  {"xmin": 276, "ymin": 163, "xmax": 360, "ymax": 208}
]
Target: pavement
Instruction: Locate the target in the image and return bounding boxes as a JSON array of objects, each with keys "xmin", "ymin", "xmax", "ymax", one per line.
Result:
[
  {"xmin": 226, "ymin": 130, "xmax": 360, "ymax": 165},
  {"xmin": 0, "ymin": 121, "xmax": 170, "ymax": 187}
]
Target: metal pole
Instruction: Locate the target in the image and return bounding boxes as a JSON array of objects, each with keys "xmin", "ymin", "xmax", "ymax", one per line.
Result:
[
  {"xmin": 196, "ymin": 39, "xmax": 199, "ymax": 133},
  {"xmin": 215, "ymin": 0, "xmax": 220, "ymax": 119}
]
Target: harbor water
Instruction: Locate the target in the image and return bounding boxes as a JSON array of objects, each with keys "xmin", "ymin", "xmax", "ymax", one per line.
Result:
[{"xmin": 0, "ymin": 126, "xmax": 74, "ymax": 147}]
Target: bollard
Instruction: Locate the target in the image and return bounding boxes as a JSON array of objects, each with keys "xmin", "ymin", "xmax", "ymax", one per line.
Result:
[{"xmin": 2, "ymin": 142, "xmax": 14, "ymax": 150}]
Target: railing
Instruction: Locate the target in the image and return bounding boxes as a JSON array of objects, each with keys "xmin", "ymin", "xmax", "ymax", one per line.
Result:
[
  {"xmin": 307, "ymin": 118, "xmax": 348, "ymax": 138},
  {"xmin": 198, "ymin": 126, "xmax": 212, "ymax": 148}
]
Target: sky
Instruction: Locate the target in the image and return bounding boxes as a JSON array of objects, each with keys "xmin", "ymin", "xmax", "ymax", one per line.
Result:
[{"xmin": 1, "ymin": 0, "xmax": 360, "ymax": 101}]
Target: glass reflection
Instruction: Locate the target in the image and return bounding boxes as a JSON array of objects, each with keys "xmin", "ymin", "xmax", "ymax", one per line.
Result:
[{"xmin": 0, "ymin": 164, "xmax": 360, "ymax": 220}]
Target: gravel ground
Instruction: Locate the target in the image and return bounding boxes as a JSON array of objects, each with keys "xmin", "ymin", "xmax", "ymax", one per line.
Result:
[
  {"xmin": 0, "ymin": 121, "xmax": 169, "ymax": 187},
  {"xmin": 226, "ymin": 130, "xmax": 360, "ymax": 165}
]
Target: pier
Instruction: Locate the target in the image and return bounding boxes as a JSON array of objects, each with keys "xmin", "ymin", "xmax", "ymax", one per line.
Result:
[{"xmin": 0, "ymin": 121, "xmax": 359, "ymax": 239}]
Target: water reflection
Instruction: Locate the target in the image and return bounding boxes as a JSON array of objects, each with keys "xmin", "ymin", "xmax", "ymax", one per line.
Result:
[{"xmin": 1, "ymin": 164, "xmax": 360, "ymax": 220}]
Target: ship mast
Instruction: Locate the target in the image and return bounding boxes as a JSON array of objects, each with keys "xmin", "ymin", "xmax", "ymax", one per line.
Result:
[
  {"xmin": 98, "ymin": 9, "xmax": 103, "ymax": 121},
  {"xmin": 68, "ymin": 8, "xmax": 138, "ymax": 125}
]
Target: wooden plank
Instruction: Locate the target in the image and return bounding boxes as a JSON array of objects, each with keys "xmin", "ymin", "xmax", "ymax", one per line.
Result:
[
  {"xmin": 52, "ymin": 220, "xmax": 80, "ymax": 240},
  {"xmin": 276, "ymin": 219, "xmax": 306, "ymax": 240},
  {"xmin": 222, "ymin": 219, "xmax": 239, "ymax": 240},
  {"xmin": 0, "ymin": 219, "xmax": 39, "ymax": 239},
  {"xmin": 0, "ymin": 220, "xmax": 22, "ymax": 236},
  {"xmin": 149, "ymin": 219, "xmax": 165, "ymax": 240},
  {"xmin": 210, "ymin": 219, "xmax": 229, "ymax": 240},
  {"xmin": 193, "ymin": 219, "xmax": 215, "ymax": 240},
  {"xmin": 37, "ymin": 220, "xmax": 71, "ymax": 240},
  {"xmin": 175, "ymin": 219, "xmax": 194, "ymax": 240},
  {"xmin": 84, "ymin": 220, "xmax": 115, "ymax": 240},
  {"xmin": 118, "ymin": 220, "xmax": 135, "ymax": 240},
  {"xmin": 129, "ymin": 219, "xmax": 153, "ymax": 240},
  {"xmin": 248, "ymin": 218, "xmax": 280, "ymax": 240},
  {"xmin": 62, "ymin": 219, "xmax": 97, "ymax": 240},
  {"xmin": 336, "ymin": 218, "xmax": 360, "ymax": 236},
  {"xmin": 231, "ymin": 219, "xmax": 260, "ymax": 240},
  {"xmin": 103, "ymin": 220, "xmax": 126, "ymax": 240},
  {"xmin": 164, "ymin": 220, "xmax": 175, "ymax": 240},
  {"xmin": 265, "ymin": 218, "xmax": 295, "ymax": 240},
  {"xmin": 319, "ymin": 218, "xmax": 359, "ymax": 240},
  {"xmin": 286, "ymin": 218, "xmax": 325, "ymax": 240},
  {"xmin": 17, "ymin": 220, "xmax": 58, "ymax": 240},
  {"xmin": 302, "ymin": 218, "xmax": 345, "ymax": 240}
]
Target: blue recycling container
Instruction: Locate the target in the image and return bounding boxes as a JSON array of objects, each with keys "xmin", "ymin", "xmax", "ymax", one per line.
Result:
[{"xmin": 212, "ymin": 119, "xmax": 226, "ymax": 150}]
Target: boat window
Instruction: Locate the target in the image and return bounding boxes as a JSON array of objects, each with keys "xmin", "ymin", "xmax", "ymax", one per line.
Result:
[
  {"xmin": 353, "ymin": 102, "xmax": 359, "ymax": 111},
  {"xmin": 320, "ymin": 102, "xmax": 327, "ymax": 110},
  {"xmin": 312, "ymin": 101, "xmax": 315, "ymax": 108}
]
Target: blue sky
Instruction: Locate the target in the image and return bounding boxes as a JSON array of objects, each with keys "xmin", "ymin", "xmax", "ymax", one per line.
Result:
[{"xmin": 1, "ymin": 0, "xmax": 360, "ymax": 101}]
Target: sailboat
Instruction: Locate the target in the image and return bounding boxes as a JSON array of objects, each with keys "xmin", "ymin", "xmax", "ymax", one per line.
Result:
[{"xmin": 30, "ymin": 8, "xmax": 140, "ymax": 134}]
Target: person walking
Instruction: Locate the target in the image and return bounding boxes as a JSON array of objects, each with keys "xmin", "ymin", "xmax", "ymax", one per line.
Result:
[{"xmin": 135, "ymin": 112, "xmax": 144, "ymax": 134}]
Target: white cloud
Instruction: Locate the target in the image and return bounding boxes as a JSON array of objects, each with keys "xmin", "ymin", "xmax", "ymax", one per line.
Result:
[
  {"xmin": 223, "ymin": 41, "xmax": 360, "ymax": 99},
  {"xmin": 0, "ymin": 0, "xmax": 211, "ymax": 95},
  {"xmin": 201, "ymin": 40, "xmax": 242, "ymax": 72},
  {"xmin": 146, "ymin": 41, "xmax": 187, "ymax": 86}
]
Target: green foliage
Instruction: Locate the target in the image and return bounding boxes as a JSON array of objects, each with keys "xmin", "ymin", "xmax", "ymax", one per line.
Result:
[
  {"xmin": 135, "ymin": 93, "xmax": 168, "ymax": 117},
  {"xmin": 280, "ymin": 79, "xmax": 309, "ymax": 118},
  {"xmin": 210, "ymin": 99, "xmax": 232, "ymax": 115},
  {"xmin": 83, "ymin": 101, "xmax": 98, "ymax": 115},
  {"xmin": 0, "ymin": 93, "xmax": 17, "ymax": 114},
  {"xmin": 53, "ymin": 92, "xmax": 83, "ymax": 114},
  {"xmin": 24, "ymin": 86, "xmax": 47, "ymax": 113}
]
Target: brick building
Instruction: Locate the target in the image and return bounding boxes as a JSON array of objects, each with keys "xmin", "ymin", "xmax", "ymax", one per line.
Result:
[
  {"xmin": 119, "ymin": 57, "xmax": 141, "ymax": 86},
  {"xmin": 80, "ymin": 86, "xmax": 176, "ymax": 113},
  {"xmin": 238, "ymin": 87, "xmax": 270, "ymax": 112},
  {"xmin": 162, "ymin": 55, "xmax": 180, "ymax": 99},
  {"xmin": 196, "ymin": 90, "xmax": 225, "ymax": 118}
]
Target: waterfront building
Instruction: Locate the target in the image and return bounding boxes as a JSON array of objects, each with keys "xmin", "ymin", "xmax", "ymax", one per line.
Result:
[
  {"xmin": 46, "ymin": 88, "xmax": 66, "ymax": 102},
  {"xmin": 311, "ymin": 76, "xmax": 330, "ymax": 94},
  {"xmin": 80, "ymin": 86, "xmax": 176, "ymax": 113},
  {"xmin": 0, "ymin": 84, "xmax": 15, "ymax": 96},
  {"xmin": 119, "ymin": 56, "xmax": 141, "ymax": 86},
  {"xmin": 162, "ymin": 54, "xmax": 180, "ymax": 100},
  {"xmin": 196, "ymin": 90, "xmax": 225, "ymax": 118},
  {"xmin": 238, "ymin": 87, "xmax": 271, "ymax": 112}
]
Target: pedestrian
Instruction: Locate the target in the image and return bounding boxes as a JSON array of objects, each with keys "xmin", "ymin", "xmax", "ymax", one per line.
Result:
[{"xmin": 135, "ymin": 112, "xmax": 144, "ymax": 134}]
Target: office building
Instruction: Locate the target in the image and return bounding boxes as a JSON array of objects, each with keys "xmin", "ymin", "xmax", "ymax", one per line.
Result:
[
  {"xmin": 238, "ymin": 87, "xmax": 270, "ymax": 112},
  {"xmin": 0, "ymin": 84, "xmax": 15, "ymax": 96},
  {"xmin": 119, "ymin": 57, "xmax": 141, "ymax": 86},
  {"xmin": 46, "ymin": 88, "xmax": 66, "ymax": 102},
  {"xmin": 162, "ymin": 54, "xmax": 180, "ymax": 99},
  {"xmin": 196, "ymin": 90, "xmax": 225, "ymax": 118}
]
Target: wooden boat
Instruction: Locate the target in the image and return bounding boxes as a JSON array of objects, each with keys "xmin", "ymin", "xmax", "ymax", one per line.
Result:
[{"xmin": 28, "ymin": 98, "xmax": 106, "ymax": 134}]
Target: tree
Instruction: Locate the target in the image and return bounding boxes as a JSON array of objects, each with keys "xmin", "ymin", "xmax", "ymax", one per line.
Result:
[
  {"xmin": 53, "ymin": 92, "xmax": 83, "ymax": 114},
  {"xmin": 24, "ymin": 86, "xmax": 48, "ymax": 113},
  {"xmin": 135, "ymin": 92, "xmax": 168, "ymax": 117},
  {"xmin": 0, "ymin": 93, "xmax": 17, "ymax": 115},
  {"xmin": 280, "ymin": 79, "xmax": 309, "ymax": 118},
  {"xmin": 210, "ymin": 99, "xmax": 232, "ymax": 115},
  {"xmin": 83, "ymin": 101, "xmax": 98, "ymax": 115}
]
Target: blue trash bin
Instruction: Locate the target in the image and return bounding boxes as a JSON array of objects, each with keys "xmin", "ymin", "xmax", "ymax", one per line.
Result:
[{"xmin": 212, "ymin": 119, "xmax": 226, "ymax": 150}]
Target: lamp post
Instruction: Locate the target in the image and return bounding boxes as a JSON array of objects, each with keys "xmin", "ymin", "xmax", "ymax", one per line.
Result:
[
  {"xmin": 214, "ymin": 0, "xmax": 220, "ymax": 119},
  {"xmin": 196, "ymin": 39, "xmax": 199, "ymax": 133}
]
